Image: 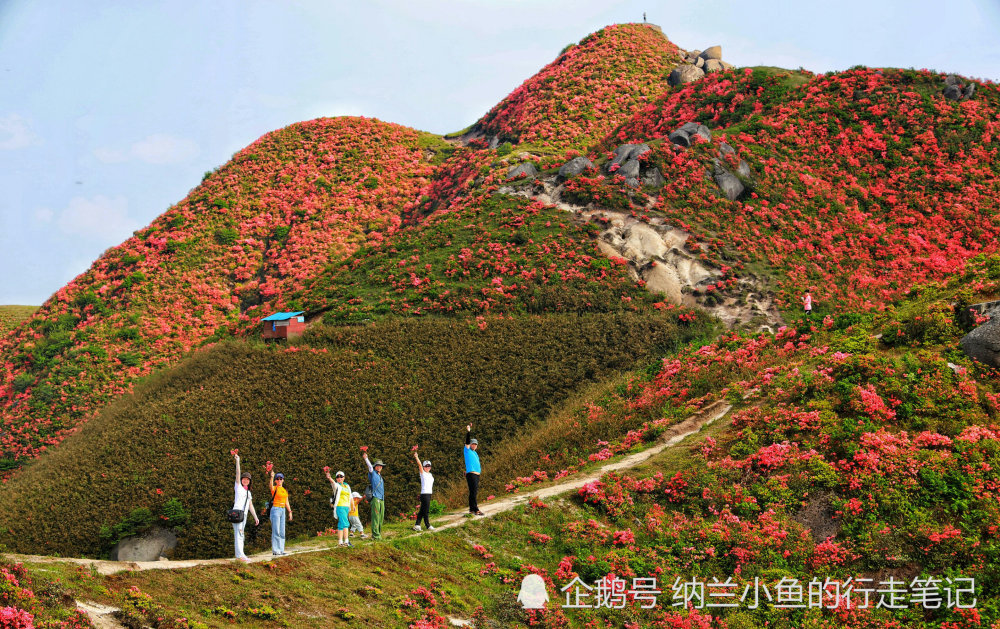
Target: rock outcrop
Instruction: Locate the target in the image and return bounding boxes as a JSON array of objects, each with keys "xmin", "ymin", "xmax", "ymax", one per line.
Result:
[
  {"xmin": 671, "ymin": 45, "xmax": 733, "ymax": 85},
  {"xmin": 507, "ymin": 162, "xmax": 538, "ymax": 180},
  {"xmin": 111, "ymin": 527, "xmax": 178, "ymax": 562},
  {"xmin": 961, "ymin": 318, "xmax": 1000, "ymax": 367},
  {"xmin": 943, "ymin": 74, "xmax": 977, "ymax": 101},
  {"xmin": 558, "ymin": 156, "xmax": 595, "ymax": 179}
]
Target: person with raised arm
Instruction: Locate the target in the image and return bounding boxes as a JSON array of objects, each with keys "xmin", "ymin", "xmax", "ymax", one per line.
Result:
[
  {"xmin": 411, "ymin": 445, "xmax": 434, "ymax": 531},
  {"xmin": 268, "ymin": 469, "xmax": 293, "ymax": 555},
  {"xmin": 325, "ymin": 468, "xmax": 354, "ymax": 548},
  {"xmin": 231, "ymin": 451, "xmax": 260, "ymax": 562},
  {"xmin": 464, "ymin": 424, "xmax": 484, "ymax": 515},
  {"xmin": 362, "ymin": 448, "xmax": 386, "ymax": 540}
]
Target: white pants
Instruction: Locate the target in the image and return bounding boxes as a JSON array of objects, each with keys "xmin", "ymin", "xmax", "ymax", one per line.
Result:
[{"xmin": 233, "ymin": 517, "xmax": 247, "ymax": 558}]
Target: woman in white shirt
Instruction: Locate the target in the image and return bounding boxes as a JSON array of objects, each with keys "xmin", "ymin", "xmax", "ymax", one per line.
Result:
[
  {"xmin": 232, "ymin": 453, "xmax": 260, "ymax": 562},
  {"xmin": 412, "ymin": 448, "xmax": 434, "ymax": 532}
]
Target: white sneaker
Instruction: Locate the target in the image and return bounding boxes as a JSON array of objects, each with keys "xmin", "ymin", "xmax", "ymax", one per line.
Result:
[
  {"xmin": 427, "ymin": 525, "xmax": 436, "ymax": 531},
  {"xmin": 412, "ymin": 525, "xmax": 422, "ymax": 532}
]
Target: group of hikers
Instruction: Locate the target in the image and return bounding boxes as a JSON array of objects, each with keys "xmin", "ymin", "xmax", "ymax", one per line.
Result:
[{"xmin": 229, "ymin": 425, "xmax": 484, "ymax": 561}]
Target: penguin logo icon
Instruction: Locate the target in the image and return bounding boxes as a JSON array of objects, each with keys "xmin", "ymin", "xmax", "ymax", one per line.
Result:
[{"xmin": 517, "ymin": 574, "xmax": 549, "ymax": 609}]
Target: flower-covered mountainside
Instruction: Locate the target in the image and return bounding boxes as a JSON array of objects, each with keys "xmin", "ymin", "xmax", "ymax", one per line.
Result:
[
  {"xmin": 0, "ymin": 20, "xmax": 999, "ymax": 628},
  {"xmin": 583, "ymin": 65, "xmax": 1000, "ymax": 312},
  {"xmin": 472, "ymin": 23, "xmax": 682, "ymax": 153},
  {"xmin": 0, "ymin": 116, "xmax": 438, "ymax": 466}
]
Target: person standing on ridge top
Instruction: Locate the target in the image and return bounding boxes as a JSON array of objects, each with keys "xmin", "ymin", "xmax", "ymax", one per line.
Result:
[{"xmin": 465, "ymin": 424, "xmax": 484, "ymax": 515}]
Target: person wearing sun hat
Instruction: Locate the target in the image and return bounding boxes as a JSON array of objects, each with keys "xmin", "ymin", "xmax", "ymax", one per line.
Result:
[
  {"xmin": 231, "ymin": 452, "xmax": 260, "ymax": 562},
  {"xmin": 464, "ymin": 424, "xmax": 484, "ymax": 515},
  {"xmin": 347, "ymin": 491, "xmax": 366, "ymax": 539},
  {"xmin": 412, "ymin": 446, "xmax": 435, "ymax": 532},
  {"xmin": 362, "ymin": 449, "xmax": 386, "ymax": 540},
  {"xmin": 268, "ymin": 469, "xmax": 293, "ymax": 555},
  {"xmin": 325, "ymin": 468, "xmax": 353, "ymax": 548}
]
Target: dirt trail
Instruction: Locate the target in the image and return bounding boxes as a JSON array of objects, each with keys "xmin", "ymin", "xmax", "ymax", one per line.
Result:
[
  {"xmin": 431, "ymin": 399, "xmax": 731, "ymax": 531},
  {"xmin": 8, "ymin": 400, "xmax": 731, "ymax": 578}
]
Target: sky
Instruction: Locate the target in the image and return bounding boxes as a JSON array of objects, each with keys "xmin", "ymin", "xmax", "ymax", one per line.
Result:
[{"xmin": 1, "ymin": 0, "xmax": 998, "ymax": 305}]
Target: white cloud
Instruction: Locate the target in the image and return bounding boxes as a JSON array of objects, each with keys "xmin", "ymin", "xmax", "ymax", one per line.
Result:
[
  {"xmin": 34, "ymin": 207, "xmax": 54, "ymax": 223},
  {"xmin": 93, "ymin": 133, "xmax": 200, "ymax": 165},
  {"xmin": 56, "ymin": 195, "xmax": 139, "ymax": 240},
  {"xmin": 0, "ymin": 114, "xmax": 40, "ymax": 150}
]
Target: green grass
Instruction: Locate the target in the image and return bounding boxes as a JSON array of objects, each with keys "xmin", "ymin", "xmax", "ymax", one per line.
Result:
[{"xmin": 0, "ymin": 305, "xmax": 37, "ymax": 334}]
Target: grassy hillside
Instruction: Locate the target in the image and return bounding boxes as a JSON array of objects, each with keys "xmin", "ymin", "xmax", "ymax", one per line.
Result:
[
  {"xmin": 303, "ymin": 194, "xmax": 666, "ymax": 323},
  {"xmin": 0, "ymin": 311, "xmax": 712, "ymax": 559},
  {"xmin": 0, "ymin": 117, "xmax": 439, "ymax": 467},
  {"xmin": 0, "ymin": 305, "xmax": 36, "ymax": 335}
]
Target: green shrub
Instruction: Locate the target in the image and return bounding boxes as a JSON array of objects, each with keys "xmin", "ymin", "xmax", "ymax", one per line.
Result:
[
  {"xmin": 496, "ymin": 141, "xmax": 513, "ymax": 156},
  {"xmin": 213, "ymin": 228, "xmax": 239, "ymax": 245},
  {"xmin": 12, "ymin": 373, "xmax": 34, "ymax": 394}
]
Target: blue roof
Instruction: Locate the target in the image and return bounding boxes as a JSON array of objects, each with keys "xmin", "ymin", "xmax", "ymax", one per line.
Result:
[{"xmin": 260, "ymin": 311, "xmax": 305, "ymax": 322}]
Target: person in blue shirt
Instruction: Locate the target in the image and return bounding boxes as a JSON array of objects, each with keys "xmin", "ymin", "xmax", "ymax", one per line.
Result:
[
  {"xmin": 362, "ymin": 451, "xmax": 386, "ymax": 539},
  {"xmin": 464, "ymin": 424, "xmax": 484, "ymax": 515}
]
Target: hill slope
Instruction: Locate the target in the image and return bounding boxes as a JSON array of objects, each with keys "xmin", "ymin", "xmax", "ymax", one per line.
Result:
[
  {"xmin": 0, "ymin": 117, "xmax": 438, "ymax": 465},
  {"xmin": 472, "ymin": 23, "xmax": 682, "ymax": 153}
]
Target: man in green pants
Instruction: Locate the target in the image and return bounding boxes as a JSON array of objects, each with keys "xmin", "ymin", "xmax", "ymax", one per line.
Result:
[{"xmin": 362, "ymin": 452, "xmax": 386, "ymax": 539}]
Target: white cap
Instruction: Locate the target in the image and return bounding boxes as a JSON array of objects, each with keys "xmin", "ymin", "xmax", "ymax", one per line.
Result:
[
  {"xmin": 422, "ymin": 460, "xmax": 432, "ymax": 467},
  {"xmin": 351, "ymin": 491, "xmax": 362, "ymax": 499},
  {"xmin": 335, "ymin": 470, "xmax": 345, "ymax": 477}
]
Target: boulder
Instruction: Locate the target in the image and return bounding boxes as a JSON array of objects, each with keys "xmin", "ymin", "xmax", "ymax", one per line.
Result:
[
  {"xmin": 668, "ymin": 65, "xmax": 705, "ymax": 86},
  {"xmin": 642, "ymin": 167, "xmax": 666, "ymax": 188},
  {"xmin": 718, "ymin": 142, "xmax": 736, "ymax": 157},
  {"xmin": 737, "ymin": 160, "xmax": 752, "ymax": 179},
  {"xmin": 489, "ymin": 136, "xmax": 499, "ymax": 149},
  {"xmin": 608, "ymin": 143, "xmax": 651, "ymax": 170},
  {"xmin": 644, "ymin": 263, "xmax": 683, "ymax": 304},
  {"xmin": 961, "ymin": 318, "xmax": 1000, "ymax": 368},
  {"xmin": 700, "ymin": 45, "xmax": 723, "ymax": 60},
  {"xmin": 693, "ymin": 125, "xmax": 712, "ymax": 142},
  {"xmin": 558, "ymin": 156, "xmax": 594, "ymax": 178},
  {"xmin": 720, "ymin": 61, "xmax": 734, "ymax": 70},
  {"xmin": 609, "ymin": 143, "xmax": 639, "ymax": 168},
  {"xmin": 507, "ymin": 162, "xmax": 538, "ymax": 180},
  {"xmin": 704, "ymin": 59, "xmax": 724, "ymax": 73},
  {"xmin": 963, "ymin": 83, "xmax": 976, "ymax": 99},
  {"xmin": 712, "ymin": 159, "xmax": 744, "ymax": 201},
  {"xmin": 944, "ymin": 74, "xmax": 962, "ymax": 87},
  {"xmin": 668, "ymin": 130, "xmax": 691, "ymax": 147},
  {"xmin": 622, "ymin": 222, "xmax": 670, "ymax": 263},
  {"xmin": 695, "ymin": 56, "xmax": 705, "ymax": 68},
  {"xmin": 111, "ymin": 527, "xmax": 178, "ymax": 562},
  {"xmin": 618, "ymin": 159, "xmax": 641, "ymax": 179},
  {"xmin": 943, "ymin": 84, "xmax": 963, "ymax": 101}
]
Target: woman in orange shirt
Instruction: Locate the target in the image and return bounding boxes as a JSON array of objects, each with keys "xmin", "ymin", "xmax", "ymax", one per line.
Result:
[{"xmin": 268, "ymin": 470, "xmax": 293, "ymax": 556}]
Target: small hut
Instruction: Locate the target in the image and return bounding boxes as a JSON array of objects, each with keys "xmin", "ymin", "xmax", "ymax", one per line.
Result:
[{"xmin": 260, "ymin": 311, "xmax": 306, "ymax": 341}]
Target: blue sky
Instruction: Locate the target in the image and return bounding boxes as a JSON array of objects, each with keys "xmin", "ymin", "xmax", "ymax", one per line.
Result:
[{"xmin": 1, "ymin": 0, "xmax": 998, "ymax": 305}]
